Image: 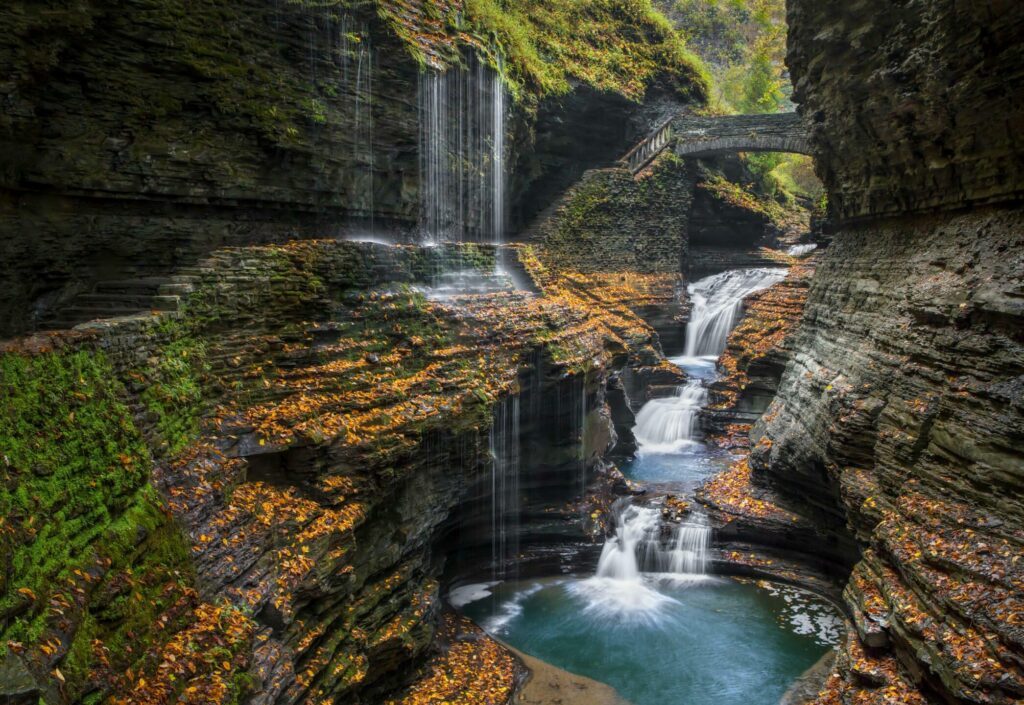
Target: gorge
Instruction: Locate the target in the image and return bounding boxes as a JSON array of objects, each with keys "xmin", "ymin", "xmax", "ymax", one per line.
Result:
[{"xmin": 1, "ymin": 2, "xmax": 1022, "ymax": 705}]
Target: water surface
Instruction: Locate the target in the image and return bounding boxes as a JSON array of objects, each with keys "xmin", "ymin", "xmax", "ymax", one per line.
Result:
[{"xmin": 462, "ymin": 577, "xmax": 841, "ymax": 705}]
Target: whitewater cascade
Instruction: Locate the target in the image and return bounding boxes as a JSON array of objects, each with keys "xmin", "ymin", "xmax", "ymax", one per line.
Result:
[
  {"xmin": 787, "ymin": 243, "xmax": 817, "ymax": 258},
  {"xmin": 595, "ymin": 504, "xmax": 710, "ymax": 580},
  {"xmin": 490, "ymin": 395, "xmax": 521, "ymax": 577},
  {"xmin": 418, "ymin": 58, "xmax": 508, "ymax": 244},
  {"xmin": 682, "ymin": 268, "xmax": 788, "ymax": 358},
  {"xmin": 632, "ymin": 379, "xmax": 707, "ymax": 453},
  {"xmin": 594, "ymin": 269, "xmax": 787, "ymax": 590},
  {"xmin": 631, "ymin": 269, "xmax": 787, "ymax": 454}
]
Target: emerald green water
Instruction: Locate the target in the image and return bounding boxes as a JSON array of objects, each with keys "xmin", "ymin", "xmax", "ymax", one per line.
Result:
[{"xmin": 460, "ymin": 576, "xmax": 841, "ymax": 705}]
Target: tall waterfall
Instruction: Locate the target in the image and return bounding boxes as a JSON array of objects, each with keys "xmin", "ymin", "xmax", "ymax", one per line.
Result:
[
  {"xmin": 682, "ymin": 268, "xmax": 788, "ymax": 358},
  {"xmin": 490, "ymin": 395, "xmax": 521, "ymax": 577},
  {"xmin": 594, "ymin": 504, "xmax": 710, "ymax": 580},
  {"xmin": 418, "ymin": 58, "xmax": 508, "ymax": 244}
]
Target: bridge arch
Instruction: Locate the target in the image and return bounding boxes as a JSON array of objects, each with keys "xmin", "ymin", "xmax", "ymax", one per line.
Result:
[
  {"xmin": 672, "ymin": 112, "xmax": 811, "ymax": 158},
  {"xmin": 620, "ymin": 112, "xmax": 812, "ymax": 172}
]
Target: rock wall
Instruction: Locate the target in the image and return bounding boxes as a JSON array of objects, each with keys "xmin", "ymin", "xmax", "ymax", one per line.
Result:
[
  {"xmin": 746, "ymin": 2, "xmax": 1024, "ymax": 703},
  {"xmin": 0, "ymin": 0, "xmax": 705, "ymax": 338},
  {"xmin": 0, "ymin": 0, "xmax": 423, "ymax": 336},
  {"xmin": 527, "ymin": 153, "xmax": 694, "ymax": 274},
  {"xmin": 787, "ymin": 0, "xmax": 1024, "ymax": 222},
  {"xmin": 751, "ymin": 209, "xmax": 1024, "ymax": 705},
  {"xmin": 0, "ymin": 232, "xmax": 694, "ymax": 705},
  {"xmin": 0, "ymin": 239, "xmax": 630, "ymax": 705}
]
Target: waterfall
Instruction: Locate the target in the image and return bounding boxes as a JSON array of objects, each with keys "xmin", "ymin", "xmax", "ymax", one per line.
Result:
[
  {"xmin": 594, "ymin": 504, "xmax": 710, "ymax": 580},
  {"xmin": 632, "ymin": 379, "xmax": 707, "ymax": 453},
  {"xmin": 418, "ymin": 58, "xmax": 508, "ymax": 244},
  {"xmin": 490, "ymin": 395, "xmax": 521, "ymax": 577},
  {"xmin": 491, "ymin": 63, "xmax": 506, "ymax": 246},
  {"xmin": 787, "ymin": 243, "xmax": 817, "ymax": 257},
  {"xmin": 629, "ymin": 268, "xmax": 786, "ymax": 455},
  {"xmin": 339, "ymin": 16, "xmax": 376, "ymax": 228},
  {"xmin": 667, "ymin": 514, "xmax": 710, "ymax": 575},
  {"xmin": 682, "ymin": 268, "xmax": 788, "ymax": 358}
]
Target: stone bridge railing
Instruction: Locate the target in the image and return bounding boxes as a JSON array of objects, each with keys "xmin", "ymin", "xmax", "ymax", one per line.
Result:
[
  {"xmin": 671, "ymin": 112, "xmax": 811, "ymax": 158},
  {"xmin": 618, "ymin": 117, "xmax": 675, "ymax": 173}
]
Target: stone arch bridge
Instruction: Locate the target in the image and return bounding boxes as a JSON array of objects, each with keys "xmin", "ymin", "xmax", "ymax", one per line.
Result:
[{"xmin": 620, "ymin": 112, "xmax": 811, "ymax": 173}]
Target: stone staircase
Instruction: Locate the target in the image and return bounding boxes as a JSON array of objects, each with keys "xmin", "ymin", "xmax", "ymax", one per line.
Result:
[{"xmin": 41, "ymin": 276, "xmax": 195, "ymax": 330}]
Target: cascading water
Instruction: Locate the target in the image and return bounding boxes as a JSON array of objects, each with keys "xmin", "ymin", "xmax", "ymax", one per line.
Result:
[
  {"xmin": 632, "ymin": 379, "xmax": 707, "ymax": 453},
  {"xmin": 668, "ymin": 514, "xmax": 710, "ymax": 575},
  {"xmin": 418, "ymin": 58, "xmax": 507, "ymax": 245},
  {"xmin": 490, "ymin": 395, "xmax": 521, "ymax": 578},
  {"xmin": 787, "ymin": 243, "xmax": 818, "ymax": 257},
  {"xmin": 628, "ymin": 268, "xmax": 788, "ymax": 459},
  {"xmin": 594, "ymin": 268, "xmax": 787, "ymax": 602},
  {"xmin": 594, "ymin": 504, "xmax": 710, "ymax": 581},
  {"xmin": 339, "ymin": 16, "xmax": 376, "ymax": 230},
  {"xmin": 682, "ymin": 268, "xmax": 788, "ymax": 359}
]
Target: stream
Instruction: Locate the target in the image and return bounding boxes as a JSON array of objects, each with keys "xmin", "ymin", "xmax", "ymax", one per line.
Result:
[{"xmin": 455, "ymin": 267, "xmax": 844, "ymax": 705}]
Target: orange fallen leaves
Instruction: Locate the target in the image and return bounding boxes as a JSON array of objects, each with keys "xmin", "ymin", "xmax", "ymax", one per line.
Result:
[
  {"xmin": 700, "ymin": 459, "xmax": 800, "ymax": 523},
  {"xmin": 385, "ymin": 613, "xmax": 516, "ymax": 705}
]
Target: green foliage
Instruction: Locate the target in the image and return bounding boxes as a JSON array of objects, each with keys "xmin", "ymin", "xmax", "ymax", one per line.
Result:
[
  {"xmin": 0, "ymin": 349, "xmax": 190, "ymax": 656},
  {"xmin": 673, "ymin": 0, "xmax": 824, "ymax": 201},
  {"xmin": 370, "ymin": 0, "xmax": 709, "ymax": 102},
  {"xmin": 674, "ymin": 0, "xmax": 788, "ymax": 114},
  {"xmin": 700, "ymin": 172, "xmax": 789, "ymax": 223},
  {"xmin": 461, "ymin": 0, "xmax": 710, "ymax": 101},
  {"xmin": 138, "ymin": 334, "xmax": 210, "ymax": 455}
]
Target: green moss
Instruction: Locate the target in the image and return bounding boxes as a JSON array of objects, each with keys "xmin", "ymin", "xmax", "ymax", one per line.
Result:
[
  {"xmin": 138, "ymin": 335, "xmax": 210, "ymax": 455},
  {"xmin": 0, "ymin": 348, "xmax": 195, "ymax": 697},
  {"xmin": 700, "ymin": 171, "xmax": 794, "ymax": 224},
  {"xmin": 370, "ymin": 0, "xmax": 709, "ymax": 102},
  {"xmin": 60, "ymin": 487, "xmax": 195, "ymax": 696},
  {"xmin": 0, "ymin": 350, "xmax": 151, "ymax": 639},
  {"xmin": 463, "ymin": 0, "xmax": 711, "ymax": 101}
]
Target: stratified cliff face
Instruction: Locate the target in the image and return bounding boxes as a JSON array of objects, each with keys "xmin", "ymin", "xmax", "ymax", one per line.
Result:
[
  {"xmin": 0, "ymin": 0, "xmax": 706, "ymax": 338},
  {"xmin": 0, "ymin": 235, "xmax": 682, "ymax": 705},
  {"xmin": 786, "ymin": 1, "xmax": 1024, "ymax": 222},
  {"xmin": 752, "ymin": 210, "xmax": 1024, "ymax": 704},
  {"xmin": 0, "ymin": 1, "xmax": 421, "ymax": 336},
  {"xmin": 749, "ymin": 2, "xmax": 1024, "ymax": 703}
]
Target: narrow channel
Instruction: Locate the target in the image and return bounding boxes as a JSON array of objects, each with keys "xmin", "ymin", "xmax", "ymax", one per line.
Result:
[{"xmin": 455, "ymin": 267, "xmax": 844, "ymax": 705}]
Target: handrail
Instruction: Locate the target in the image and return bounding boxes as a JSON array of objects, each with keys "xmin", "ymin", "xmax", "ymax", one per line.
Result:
[{"xmin": 617, "ymin": 117, "xmax": 675, "ymax": 173}]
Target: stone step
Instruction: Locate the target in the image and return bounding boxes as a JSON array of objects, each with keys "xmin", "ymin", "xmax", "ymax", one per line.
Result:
[
  {"xmin": 60, "ymin": 306, "xmax": 149, "ymax": 319},
  {"xmin": 94, "ymin": 277, "xmax": 170, "ymax": 294},
  {"xmin": 151, "ymin": 295, "xmax": 181, "ymax": 311},
  {"xmin": 72, "ymin": 293, "xmax": 157, "ymax": 308},
  {"xmin": 158, "ymin": 282, "xmax": 195, "ymax": 296}
]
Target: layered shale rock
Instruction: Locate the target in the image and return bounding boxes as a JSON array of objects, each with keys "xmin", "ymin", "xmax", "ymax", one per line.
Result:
[
  {"xmin": 0, "ymin": 0, "xmax": 707, "ymax": 338},
  {"xmin": 733, "ymin": 2, "xmax": 1024, "ymax": 703},
  {"xmin": 750, "ymin": 210, "xmax": 1024, "ymax": 705},
  {"xmin": 0, "ymin": 238, "xmax": 680, "ymax": 705},
  {"xmin": 786, "ymin": 0, "xmax": 1024, "ymax": 221},
  {"xmin": 526, "ymin": 153, "xmax": 695, "ymax": 276},
  {"xmin": 704, "ymin": 255, "xmax": 818, "ymax": 441}
]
